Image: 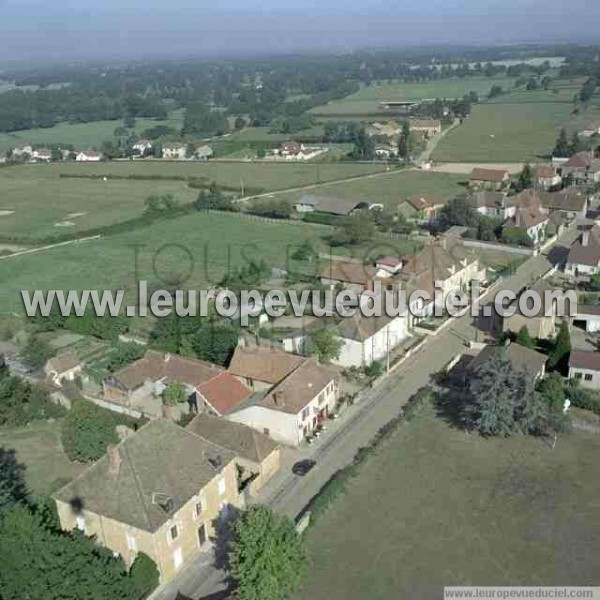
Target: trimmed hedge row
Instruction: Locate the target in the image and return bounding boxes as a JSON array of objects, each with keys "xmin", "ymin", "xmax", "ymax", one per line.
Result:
[
  {"xmin": 302, "ymin": 386, "xmax": 433, "ymax": 525},
  {"xmin": 569, "ymin": 386, "xmax": 600, "ymax": 415}
]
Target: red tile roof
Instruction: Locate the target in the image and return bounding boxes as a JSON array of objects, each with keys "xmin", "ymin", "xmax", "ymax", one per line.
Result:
[{"xmin": 196, "ymin": 372, "xmax": 252, "ymax": 415}]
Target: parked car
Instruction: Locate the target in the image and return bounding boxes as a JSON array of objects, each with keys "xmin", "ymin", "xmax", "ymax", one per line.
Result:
[{"xmin": 292, "ymin": 459, "xmax": 316, "ymax": 476}]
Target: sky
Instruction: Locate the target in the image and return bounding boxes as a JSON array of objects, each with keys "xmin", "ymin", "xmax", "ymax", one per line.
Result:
[{"xmin": 1, "ymin": 0, "xmax": 599, "ymax": 64}]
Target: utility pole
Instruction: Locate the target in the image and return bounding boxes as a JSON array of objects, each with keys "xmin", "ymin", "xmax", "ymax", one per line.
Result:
[
  {"xmin": 240, "ymin": 179, "xmax": 245, "ymax": 197},
  {"xmin": 386, "ymin": 326, "xmax": 390, "ymax": 374}
]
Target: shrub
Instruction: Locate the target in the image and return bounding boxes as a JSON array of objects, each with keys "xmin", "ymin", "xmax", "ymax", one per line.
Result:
[
  {"xmin": 568, "ymin": 386, "xmax": 600, "ymax": 415},
  {"xmin": 364, "ymin": 361, "xmax": 383, "ymax": 377},
  {"xmin": 130, "ymin": 553, "xmax": 160, "ymax": 596}
]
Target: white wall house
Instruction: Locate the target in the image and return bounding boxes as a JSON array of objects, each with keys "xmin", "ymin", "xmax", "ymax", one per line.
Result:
[
  {"xmin": 76, "ymin": 151, "xmax": 102, "ymax": 162},
  {"xmin": 162, "ymin": 143, "xmax": 187, "ymax": 160},
  {"xmin": 333, "ymin": 313, "xmax": 409, "ymax": 368},
  {"xmin": 565, "ymin": 228, "xmax": 600, "ymax": 277},
  {"xmin": 226, "ymin": 359, "xmax": 337, "ymax": 446},
  {"xmin": 569, "ymin": 351, "xmax": 600, "ymax": 390}
]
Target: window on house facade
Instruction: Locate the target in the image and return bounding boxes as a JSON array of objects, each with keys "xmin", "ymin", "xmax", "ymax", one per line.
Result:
[
  {"xmin": 217, "ymin": 476, "xmax": 226, "ymax": 496},
  {"xmin": 574, "ymin": 372, "xmax": 583, "ymax": 379},
  {"xmin": 170, "ymin": 524, "xmax": 179, "ymax": 541},
  {"xmin": 195, "ymin": 501, "xmax": 203, "ymax": 518},
  {"xmin": 318, "ymin": 392, "xmax": 325, "ymax": 405},
  {"xmin": 301, "ymin": 407, "xmax": 310, "ymax": 420},
  {"xmin": 585, "ymin": 373, "xmax": 593, "ymax": 381}
]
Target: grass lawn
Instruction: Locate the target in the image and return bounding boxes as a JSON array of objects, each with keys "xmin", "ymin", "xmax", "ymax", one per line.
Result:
[
  {"xmin": 0, "ymin": 210, "xmax": 419, "ymax": 313},
  {"xmin": 0, "ymin": 161, "xmax": 386, "ymax": 241},
  {"xmin": 298, "ymin": 403, "xmax": 600, "ymax": 600},
  {"xmin": 432, "ymin": 81, "xmax": 600, "ymax": 163},
  {"xmin": 0, "ymin": 168, "xmax": 196, "ymax": 241},
  {"xmin": 0, "ymin": 420, "xmax": 85, "ymax": 495},
  {"xmin": 219, "ymin": 125, "xmax": 326, "ymax": 143},
  {"xmin": 0, "ymin": 111, "xmax": 185, "ymax": 155},
  {"xmin": 312, "ymin": 77, "xmax": 515, "ymax": 118},
  {"xmin": 272, "ymin": 170, "xmax": 466, "ymax": 211}
]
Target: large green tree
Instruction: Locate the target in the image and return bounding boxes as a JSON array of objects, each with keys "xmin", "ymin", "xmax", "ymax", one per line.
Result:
[
  {"xmin": 548, "ymin": 320, "xmax": 571, "ymax": 372},
  {"xmin": 228, "ymin": 505, "xmax": 307, "ymax": 600},
  {"xmin": 306, "ymin": 327, "xmax": 342, "ymax": 364},
  {"xmin": 466, "ymin": 349, "xmax": 547, "ymax": 436},
  {"xmin": 0, "ymin": 448, "xmax": 27, "ymax": 516},
  {"xmin": 331, "ymin": 211, "xmax": 376, "ymax": 246},
  {"xmin": 0, "ymin": 506, "xmax": 137, "ymax": 599},
  {"xmin": 515, "ymin": 326, "xmax": 535, "ymax": 349},
  {"xmin": 61, "ymin": 400, "xmax": 119, "ymax": 462}
]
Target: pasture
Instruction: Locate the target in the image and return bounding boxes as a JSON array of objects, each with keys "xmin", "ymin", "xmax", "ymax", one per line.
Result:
[
  {"xmin": 0, "ymin": 161, "xmax": 387, "ymax": 241},
  {"xmin": 311, "ymin": 77, "xmax": 516, "ymax": 118},
  {"xmin": 0, "ymin": 110, "xmax": 185, "ymax": 155},
  {"xmin": 298, "ymin": 402, "xmax": 600, "ymax": 600},
  {"xmin": 0, "ymin": 420, "xmax": 85, "ymax": 495},
  {"xmin": 0, "ymin": 210, "xmax": 419, "ymax": 313},
  {"xmin": 271, "ymin": 169, "xmax": 466, "ymax": 211},
  {"xmin": 432, "ymin": 80, "xmax": 600, "ymax": 162}
]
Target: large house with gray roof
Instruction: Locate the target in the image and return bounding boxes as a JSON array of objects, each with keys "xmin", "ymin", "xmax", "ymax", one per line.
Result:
[{"xmin": 53, "ymin": 419, "xmax": 243, "ymax": 584}]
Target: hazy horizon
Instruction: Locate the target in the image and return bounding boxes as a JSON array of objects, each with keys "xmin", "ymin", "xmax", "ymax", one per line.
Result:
[{"xmin": 1, "ymin": 0, "xmax": 599, "ymax": 65}]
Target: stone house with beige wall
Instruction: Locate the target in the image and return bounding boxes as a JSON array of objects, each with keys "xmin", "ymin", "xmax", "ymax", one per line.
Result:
[
  {"xmin": 53, "ymin": 420, "xmax": 243, "ymax": 584},
  {"xmin": 187, "ymin": 414, "xmax": 281, "ymax": 496}
]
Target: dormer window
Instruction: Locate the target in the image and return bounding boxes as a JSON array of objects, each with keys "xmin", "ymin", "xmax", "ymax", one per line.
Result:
[{"xmin": 170, "ymin": 524, "xmax": 179, "ymax": 541}]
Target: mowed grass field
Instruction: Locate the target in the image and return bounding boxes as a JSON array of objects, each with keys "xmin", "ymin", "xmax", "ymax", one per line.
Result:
[
  {"xmin": 272, "ymin": 170, "xmax": 466, "ymax": 211},
  {"xmin": 432, "ymin": 79, "xmax": 600, "ymax": 162},
  {"xmin": 0, "ymin": 161, "xmax": 386, "ymax": 241},
  {"xmin": 312, "ymin": 77, "xmax": 515, "ymax": 117},
  {"xmin": 0, "ymin": 421, "xmax": 85, "ymax": 495},
  {"xmin": 298, "ymin": 403, "xmax": 600, "ymax": 600},
  {"xmin": 0, "ymin": 210, "xmax": 419, "ymax": 312},
  {"xmin": 0, "ymin": 110, "xmax": 185, "ymax": 155}
]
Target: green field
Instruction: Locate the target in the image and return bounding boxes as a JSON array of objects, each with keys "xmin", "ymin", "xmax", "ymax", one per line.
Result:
[
  {"xmin": 0, "ymin": 421, "xmax": 85, "ymax": 495},
  {"xmin": 298, "ymin": 402, "xmax": 600, "ymax": 600},
  {"xmin": 312, "ymin": 77, "xmax": 516, "ymax": 117},
  {"xmin": 432, "ymin": 80, "xmax": 600, "ymax": 162},
  {"xmin": 0, "ymin": 110, "xmax": 185, "ymax": 155},
  {"xmin": 272, "ymin": 170, "xmax": 466, "ymax": 211},
  {"xmin": 0, "ymin": 210, "xmax": 418, "ymax": 313},
  {"xmin": 0, "ymin": 161, "xmax": 386, "ymax": 241}
]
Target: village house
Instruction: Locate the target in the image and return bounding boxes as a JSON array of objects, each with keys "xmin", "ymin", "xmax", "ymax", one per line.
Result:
[
  {"xmin": 44, "ymin": 353, "xmax": 83, "ymax": 387},
  {"xmin": 320, "ymin": 260, "xmax": 391, "ymax": 294},
  {"xmin": 571, "ymin": 304, "xmax": 600, "ymax": 333},
  {"xmin": 162, "ymin": 142, "xmax": 187, "ymax": 160},
  {"xmin": 294, "ymin": 194, "xmax": 368, "ymax": 215},
  {"xmin": 561, "ymin": 151, "xmax": 600, "ymax": 184},
  {"xmin": 132, "ymin": 139, "xmax": 152, "ymax": 155},
  {"xmin": 333, "ymin": 312, "xmax": 409, "ymax": 368},
  {"xmin": 76, "ymin": 150, "xmax": 102, "ymax": 162},
  {"xmin": 103, "ymin": 350, "xmax": 224, "ymax": 418},
  {"xmin": 186, "ymin": 414, "xmax": 281, "ymax": 496},
  {"xmin": 400, "ymin": 237, "xmax": 486, "ymax": 305},
  {"xmin": 469, "ymin": 191, "xmax": 516, "ymax": 219},
  {"xmin": 374, "ymin": 145, "xmax": 398, "ymax": 159},
  {"xmin": 565, "ymin": 226, "xmax": 600, "ymax": 277},
  {"xmin": 398, "ymin": 194, "xmax": 445, "ymax": 223},
  {"xmin": 375, "ymin": 256, "xmax": 404, "ymax": 275},
  {"xmin": 226, "ymin": 358, "xmax": 338, "ymax": 446},
  {"xmin": 579, "ymin": 125, "xmax": 600, "ymax": 138},
  {"xmin": 196, "ymin": 371, "xmax": 253, "ymax": 416},
  {"xmin": 505, "ymin": 206, "xmax": 549, "ymax": 245},
  {"xmin": 469, "ymin": 167, "xmax": 511, "ymax": 191},
  {"xmin": 501, "ymin": 279, "xmax": 559, "ymax": 340},
  {"xmin": 275, "ymin": 141, "xmax": 323, "ymax": 161},
  {"xmin": 195, "ymin": 145, "xmax": 213, "ymax": 160},
  {"xmin": 568, "ymin": 350, "xmax": 600, "ymax": 389},
  {"xmin": 228, "ymin": 344, "xmax": 304, "ymax": 391},
  {"xmin": 11, "ymin": 144, "xmax": 32, "ymax": 157},
  {"xmin": 409, "ymin": 119, "xmax": 442, "ymax": 137},
  {"xmin": 32, "ymin": 148, "xmax": 52, "ymax": 162},
  {"xmin": 515, "ymin": 188, "xmax": 588, "ymax": 220},
  {"xmin": 53, "ymin": 420, "xmax": 243, "ymax": 584},
  {"xmin": 532, "ymin": 164, "xmax": 562, "ymax": 189},
  {"xmin": 468, "ymin": 342, "xmax": 547, "ymax": 383}
]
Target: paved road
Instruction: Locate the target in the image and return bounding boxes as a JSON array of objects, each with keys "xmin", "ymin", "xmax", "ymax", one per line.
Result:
[
  {"xmin": 428, "ymin": 162, "xmax": 524, "ymax": 175},
  {"xmin": 152, "ymin": 229, "xmax": 578, "ymax": 600}
]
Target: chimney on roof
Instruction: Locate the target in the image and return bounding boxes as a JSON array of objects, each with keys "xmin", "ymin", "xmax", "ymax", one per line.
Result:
[
  {"xmin": 582, "ymin": 231, "xmax": 590, "ymax": 247},
  {"xmin": 107, "ymin": 445, "xmax": 121, "ymax": 477}
]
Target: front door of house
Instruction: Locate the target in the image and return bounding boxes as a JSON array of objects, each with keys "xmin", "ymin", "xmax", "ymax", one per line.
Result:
[{"xmin": 198, "ymin": 524, "xmax": 207, "ymax": 547}]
